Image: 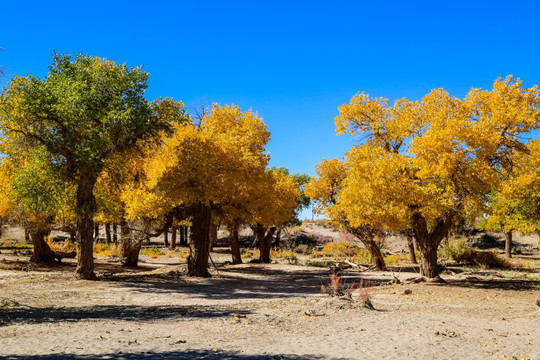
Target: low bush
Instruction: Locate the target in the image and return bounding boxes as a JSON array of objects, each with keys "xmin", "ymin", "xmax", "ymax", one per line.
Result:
[
  {"xmin": 270, "ymin": 249, "xmax": 298, "ymax": 264},
  {"xmin": 140, "ymin": 246, "xmax": 165, "ymax": 259},
  {"xmin": 441, "ymin": 241, "xmax": 511, "ymax": 269},
  {"xmin": 93, "ymin": 243, "xmax": 120, "ymax": 257}
]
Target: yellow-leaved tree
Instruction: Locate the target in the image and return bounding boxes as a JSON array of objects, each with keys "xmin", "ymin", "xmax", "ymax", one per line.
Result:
[
  {"xmin": 480, "ymin": 140, "xmax": 540, "ymax": 256},
  {"xmin": 305, "ymin": 158, "xmax": 388, "ymax": 270},
  {"xmin": 320, "ymin": 76, "xmax": 539, "ymax": 279},
  {"xmin": 123, "ymin": 104, "xmax": 277, "ymax": 276}
]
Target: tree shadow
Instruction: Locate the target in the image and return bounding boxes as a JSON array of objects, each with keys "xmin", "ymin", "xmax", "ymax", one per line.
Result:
[
  {"xmin": 0, "ymin": 303, "xmax": 251, "ymax": 328},
  {"xmin": 103, "ymin": 265, "xmax": 390, "ymax": 301},
  {"xmin": 1, "ymin": 350, "xmax": 344, "ymax": 360},
  {"xmin": 428, "ymin": 278, "xmax": 540, "ymax": 291}
]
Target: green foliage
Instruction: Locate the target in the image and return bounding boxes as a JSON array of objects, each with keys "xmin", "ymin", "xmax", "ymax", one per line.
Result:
[
  {"xmin": 0, "ymin": 52, "xmax": 176, "ymax": 180},
  {"xmin": 270, "ymin": 167, "xmax": 311, "ymax": 224}
]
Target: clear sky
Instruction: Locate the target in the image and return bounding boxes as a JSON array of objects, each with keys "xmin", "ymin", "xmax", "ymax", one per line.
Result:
[{"xmin": 2, "ymin": 0, "xmax": 540, "ymax": 183}]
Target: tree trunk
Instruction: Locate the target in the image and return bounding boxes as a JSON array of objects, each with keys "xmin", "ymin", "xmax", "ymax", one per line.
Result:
[
  {"xmin": 537, "ymin": 230, "xmax": 540, "ymax": 255},
  {"xmin": 30, "ymin": 229, "xmax": 56, "ymax": 262},
  {"xmin": 170, "ymin": 222, "xmax": 177, "ymax": 250},
  {"xmin": 75, "ymin": 177, "xmax": 97, "ymax": 280},
  {"xmin": 163, "ymin": 226, "xmax": 169, "ymax": 247},
  {"xmin": 275, "ymin": 227, "xmax": 282, "ymax": 248},
  {"xmin": 407, "ymin": 233, "xmax": 417, "ymax": 264},
  {"xmin": 120, "ymin": 218, "xmax": 142, "ymax": 267},
  {"xmin": 347, "ymin": 225, "xmax": 387, "ymax": 271},
  {"xmin": 105, "ymin": 223, "xmax": 111, "ymax": 244},
  {"xmin": 179, "ymin": 225, "xmax": 188, "ymax": 246},
  {"xmin": 94, "ymin": 224, "xmax": 99, "ymax": 240},
  {"xmin": 209, "ymin": 219, "xmax": 218, "ymax": 252},
  {"xmin": 113, "ymin": 223, "xmax": 118, "ymax": 243},
  {"xmin": 411, "ymin": 207, "xmax": 458, "ymax": 279},
  {"xmin": 419, "ymin": 242, "xmax": 439, "ymax": 279},
  {"xmin": 24, "ymin": 228, "xmax": 30, "ymax": 242},
  {"xmin": 187, "ymin": 202, "xmax": 212, "ymax": 277},
  {"xmin": 505, "ymin": 231, "xmax": 513, "ymax": 258},
  {"xmin": 230, "ymin": 222, "xmax": 242, "ymax": 264},
  {"xmin": 365, "ymin": 238, "xmax": 387, "ymax": 270},
  {"xmin": 259, "ymin": 226, "xmax": 276, "ymax": 264}
]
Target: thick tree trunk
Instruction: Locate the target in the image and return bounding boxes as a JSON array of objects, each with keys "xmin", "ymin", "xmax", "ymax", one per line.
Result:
[
  {"xmin": 112, "ymin": 224, "xmax": 118, "ymax": 243},
  {"xmin": 30, "ymin": 229, "xmax": 56, "ymax": 262},
  {"xmin": 75, "ymin": 177, "xmax": 97, "ymax": 280},
  {"xmin": 259, "ymin": 226, "xmax": 276, "ymax": 264},
  {"xmin": 411, "ymin": 207, "xmax": 458, "ymax": 279},
  {"xmin": 230, "ymin": 222, "xmax": 242, "ymax": 264},
  {"xmin": 170, "ymin": 222, "xmax": 177, "ymax": 250},
  {"xmin": 94, "ymin": 224, "xmax": 99, "ymax": 240},
  {"xmin": 187, "ymin": 203, "xmax": 212, "ymax": 277},
  {"xmin": 105, "ymin": 223, "xmax": 111, "ymax": 244},
  {"xmin": 120, "ymin": 219, "xmax": 141, "ymax": 267},
  {"xmin": 419, "ymin": 242, "xmax": 439, "ymax": 279},
  {"xmin": 407, "ymin": 233, "xmax": 418, "ymax": 264},
  {"xmin": 505, "ymin": 231, "xmax": 513, "ymax": 258}
]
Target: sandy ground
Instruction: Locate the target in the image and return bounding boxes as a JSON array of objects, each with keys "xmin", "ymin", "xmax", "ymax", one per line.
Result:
[
  {"xmin": 0, "ymin": 253, "xmax": 539, "ymax": 360},
  {"xmin": 1, "ymin": 224, "xmax": 539, "ymax": 359}
]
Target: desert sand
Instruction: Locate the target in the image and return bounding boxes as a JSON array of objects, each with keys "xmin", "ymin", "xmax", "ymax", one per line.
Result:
[{"xmin": 0, "ymin": 225, "xmax": 539, "ymax": 359}]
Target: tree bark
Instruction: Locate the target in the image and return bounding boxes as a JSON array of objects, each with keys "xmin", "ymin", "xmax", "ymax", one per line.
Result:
[
  {"xmin": 411, "ymin": 206, "xmax": 458, "ymax": 279},
  {"xmin": 209, "ymin": 218, "xmax": 218, "ymax": 252},
  {"xmin": 259, "ymin": 225, "xmax": 276, "ymax": 264},
  {"xmin": 179, "ymin": 225, "xmax": 188, "ymax": 246},
  {"xmin": 29, "ymin": 229, "xmax": 56, "ymax": 262},
  {"xmin": 229, "ymin": 222, "xmax": 242, "ymax": 264},
  {"xmin": 407, "ymin": 232, "xmax": 418, "ymax": 264},
  {"xmin": 105, "ymin": 223, "xmax": 111, "ymax": 244},
  {"xmin": 275, "ymin": 227, "xmax": 282, "ymax": 248},
  {"xmin": 187, "ymin": 202, "xmax": 212, "ymax": 277},
  {"xmin": 170, "ymin": 221, "xmax": 177, "ymax": 250},
  {"xmin": 94, "ymin": 224, "xmax": 100, "ymax": 240},
  {"xmin": 163, "ymin": 225, "xmax": 169, "ymax": 247},
  {"xmin": 120, "ymin": 218, "xmax": 140, "ymax": 267},
  {"xmin": 347, "ymin": 225, "xmax": 387, "ymax": 271},
  {"xmin": 112, "ymin": 223, "xmax": 118, "ymax": 243},
  {"xmin": 505, "ymin": 231, "xmax": 513, "ymax": 258},
  {"xmin": 75, "ymin": 177, "xmax": 97, "ymax": 280}
]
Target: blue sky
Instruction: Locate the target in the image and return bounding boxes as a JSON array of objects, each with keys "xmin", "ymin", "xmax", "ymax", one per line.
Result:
[{"xmin": 2, "ymin": 0, "xmax": 540, "ymax": 186}]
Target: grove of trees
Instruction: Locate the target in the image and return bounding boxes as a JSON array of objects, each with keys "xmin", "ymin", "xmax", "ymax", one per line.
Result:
[
  {"xmin": 0, "ymin": 53, "xmax": 300, "ymax": 279},
  {"xmin": 307, "ymin": 77, "xmax": 540, "ymax": 279},
  {"xmin": 1, "ymin": 53, "xmax": 539, "ymax": 281}
]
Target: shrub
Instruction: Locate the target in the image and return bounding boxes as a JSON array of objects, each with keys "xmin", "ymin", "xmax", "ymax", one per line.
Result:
[
  {"xmin": 351, "ymin": 248, "xmax": 371, "ymax": 264},
  {"xmin": 93, "ymin": 243, "xmax": 120, "ymax": 257},
  {"xmin": 321, "ymin": 272, "xmax": 352, "ymax": 297},
  {"xmin": 47, "ymin": 237, "xmax": 76, "ymax": 253},
  {"xmin": 384, "ymin": 253, "xmax": 409, "ymax": 266},
  {"xmin": 140, "ymin": 246, "xmax": 165, "ymax": 259},
  {"xmin": 270, "ymin": 249, "xmax": 298, "ymax": 264},
  {"xmin": 241, "ymin": 251, "xmax": 252, "ymax": 259},
  {"xmin": 178, "ymin": 250, "xmax": 186, "ymax": 262},
  {"xmin": 321, "ymin": 242, "xmax": 356, "ymax": 258},
  {"xmin": 441, "ymin": 241, "xmax": 511, "ymax": 269}
]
